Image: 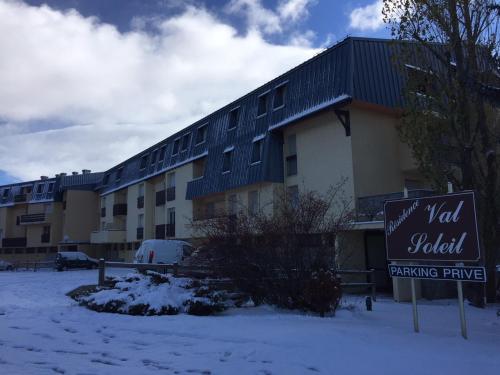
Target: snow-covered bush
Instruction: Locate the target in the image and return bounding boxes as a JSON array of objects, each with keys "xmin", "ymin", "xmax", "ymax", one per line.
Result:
[{"xmin": 73, "ymin": 271, "xmax": 227, "ymax": 316}]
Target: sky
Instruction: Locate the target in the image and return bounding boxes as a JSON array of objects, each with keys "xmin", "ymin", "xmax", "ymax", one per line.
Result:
[{"xmin": 0, "ymin": 0, "xmax": 390, "ymax": 185}]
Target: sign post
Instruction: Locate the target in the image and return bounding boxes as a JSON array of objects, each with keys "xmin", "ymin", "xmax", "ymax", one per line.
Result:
[
  {"xmin": 384, "ymin": 189, "xmax": 484, "ymax": 339},
  {"xmin": 448, "ymin": 182, "xmax": 467, "ymax": 339}
]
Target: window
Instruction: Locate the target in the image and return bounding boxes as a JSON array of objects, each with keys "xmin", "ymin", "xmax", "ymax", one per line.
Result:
[
  {"xmin": 181, "ymin": 133, "xmax": 191, "ymax": 152},
  {"xmin": 138, "ymin": 214, "xmax": 144, "ymax": 228},
  {"xmin": 101, "ymin": 221, "xmax": 106, "ymax": 230},
  {"xmin": 36, "ymin": 184, "xmax": 44, "ymax": 194},
  {"xmin": 257, "ymin": 93, "xmax": 268, "ymax": 116},
  {"xmin": 2, "ymin": 188, "xmax": 10, "ymax": 198},
  {"xmin": 286, "ymin": 134, "xmax": 297, "ymax": 176},
  {"xmin": 222, "ymin": 150, "xmax": 232, "ymax": 173},
  {"xmin": 228, "ymin": 107, "xmax": 240, "ymax": 130},
  {"xmin": 116, "ymin": 167, "xmax": 123, "ymax": 182},
  {"xmin": 151, "ymin": 150, "xmax": 158, "ymax": 165},
  {"xmin": 47, "ymin": 183, "xmax": 54, "ymax": 193},
  {"xmin": 139, "ymin": 155, "xmax": 148, "ymax": 170},
  {"xmin": 167, "ymin": 172, "xmax": 176, "ymax": 188},
  {"xmin": 193, "ymin": 157, "xmax": 206, "ymax": 179},
  {"xmin": 196, "ymin": 124, "xmax": 208, "ymax": 144},
  {"xmin": 138, "ymin": 183, "xmax": 144, "ymax": 198},
  {"xmin": 158, "ymin": 146, "xmax": 166, "ymax": 163},
  {"xmin": 168, "ymin": 207, "xmax": 175, "ymax": 225},
  {"xmin": 172, "ymin": 139, "xmax": 180, "ymax": 155},
  {"xmin": 251, "ymin": 140, "xmax": 263, "ymax": 164},
  {"xmin": 287, "ymin": 185, "xmax": 299, "ymax": 208},
  {"xmin": 273, "ymin": 83, "xmax": 286, "ymax": 109},
  {"xmin": 248, "ymin": 190, "xmax": 259, "ymax": 215},
  {"xmin": 103, "ymin": 174, "xmax": 110, "ymax": 185}
]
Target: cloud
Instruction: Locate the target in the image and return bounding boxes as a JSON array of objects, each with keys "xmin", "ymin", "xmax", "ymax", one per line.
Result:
[
  {"xmin": 0, "ymin": 0, "xmax": 319, "ymax": 181},
  {"xmin": 226, "ymin": 0, "xmax": 315, "ymax": 37},
  {"xmin": 349, "ymin": 0, "xmax": 384, "ymax": 31}
]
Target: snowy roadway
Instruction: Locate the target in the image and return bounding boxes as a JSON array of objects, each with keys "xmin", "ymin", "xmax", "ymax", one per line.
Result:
[{"xmin": 0, "ymin": 269, "xmax": 499, "ymax": 375}]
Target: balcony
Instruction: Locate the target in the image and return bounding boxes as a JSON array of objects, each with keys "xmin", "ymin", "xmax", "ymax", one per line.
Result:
[
  {"xmin": 2, "ymin": 237, "xmax": 27, "ymax": 248},
  {"xmin": 101, "ymin": 207, "xmax": 106, "ymax": 217},
  {"xmin": 136, "ymin": 227, "xmax": 144, "ymax": 240},
  {"xmin": 113, "ymin": 203, "xmax": 128, "ymax": 216},
  {"xmin": 19, "ymin": 213, "xmax": 47, "ymax": 225},
  {"xmin": 137, "ymin": 196, "xmax": 144, "ymax": 209},
  {"xmin": 156, "ymin": 190, "xmax": 166, "ymax": 206},
  {"xmin": 166, "ymin": 223, "xmax": 175, "ymax": 237},
  {"xmin": 357, "ymin": 189, "xmax": 435, "ymax": 221},
  {"xmin": 14, "ymin": 194, "xmax": 27, "ymax": 203},
  {"xmin": 155, "ymin": 224, "xmax": 166, "ymax": 239},
  {"xmin": 90, "ymin": 229, "xmax": 126, "ymax": 244},
  {"xmin": 41, "ymin": 233, "xmax": 50, "ymax": 243},
  {"xmin": 166, "ymin": 187, "xmax": 176, "ymax": 202}
]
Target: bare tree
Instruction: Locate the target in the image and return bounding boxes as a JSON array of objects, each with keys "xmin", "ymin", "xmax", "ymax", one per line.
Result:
[{"xmin": 383, "ymin": 0, "xmax": 500, "ymax": 303}]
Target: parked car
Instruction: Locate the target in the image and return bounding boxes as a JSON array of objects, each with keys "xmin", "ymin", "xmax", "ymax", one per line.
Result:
[
  {"xmin": 55, "ymin": 251, "xmax": 98, "ymax": 271},
  {"xmin": 134, "ymin": 240, "xmax": 194, "ymax": 265},
  {"xmin": 0, "ymin": 260, "xmax": 13, "ymax": 271}
]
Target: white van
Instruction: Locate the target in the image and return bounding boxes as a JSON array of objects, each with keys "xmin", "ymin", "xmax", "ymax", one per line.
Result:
[{"xmin": 134, "ymin": 240, "xmax": 194, "ymax": 264}]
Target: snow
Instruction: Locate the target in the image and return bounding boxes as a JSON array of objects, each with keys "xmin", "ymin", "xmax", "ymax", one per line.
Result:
[{"xmin": 0, "ymin": 269, "xmax": 499, "ymax": 375}]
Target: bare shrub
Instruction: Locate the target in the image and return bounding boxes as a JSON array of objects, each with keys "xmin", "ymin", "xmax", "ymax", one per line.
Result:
[{"xmin": 191, "ymin": 180, "xmax": 354, "ymax": 315}]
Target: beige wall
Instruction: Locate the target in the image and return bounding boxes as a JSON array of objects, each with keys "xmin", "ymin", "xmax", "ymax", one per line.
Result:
[
  {"xmin": 62, "ymin": 190, "xmax": 99, "ymax": 242},
  {"xmin": 283, "ymin": 111, "xmax": 356, "ymax": 208}
]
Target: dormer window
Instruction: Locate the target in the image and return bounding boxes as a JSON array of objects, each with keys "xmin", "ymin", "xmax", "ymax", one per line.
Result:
[
  {"xmin": 158, "ymin": 146, "xmax": 166, "ymax": 162},
  {"xmin": 251, "ymin": 139, "xmax": 263, "ymax": 164},
  {"xmin": 36, "ymin": 184, "xmax": 44, "ymax": 194},
  {"xmin": 273, "ymin": 83, "xmax": 287, "ymax": 109},
  {"xmin": 257, "ymin": 92, "xmax": 268, "ymax": 117},
  {"xmin": 181, "ymin": 133, "xmax": 191, "ymax": 151},
  {"xmin": 172, "ymin": 139, "xmax": 180, "ymax": 156},
  {"xmin": 228, "ymin": 107, "xmax": 240, "ymax": 130},
  {"xmin": 196, "ymin": 124, "xmax": 208, "ymax": 145},
  {"xmin": 116, "ymin": 167, "xmax": 124, "ymax": 182},
  {"xmin": 47, "ymin": 182, "xmax": 54, "ymax": 193},
  {"xmin": 139, "ymin": 155, "xmax": 148, "ymax": 170},
  {"xmin": 103, "ymin": 174, "xmax": 110, "ymax": 185}
]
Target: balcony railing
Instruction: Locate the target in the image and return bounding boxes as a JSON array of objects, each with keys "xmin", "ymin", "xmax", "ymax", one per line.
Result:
[
  {"xmin": 136, "ymin": 227, "xmax": 144, "ymax": 240},
  {"xmin": 41, "ymin": 233, "xmax": 50, "ymax": 243},
  {"xmin": 156, "ymin": 190, "xmax": 166, "ymax": 206},
  {"xmin": 357, "ymin": 189, "xmax": 435, "ymax": 221},
  {"xmin": 166, "ymin": 187, "xmax": 176, "ymax": 202},
  {"xmin": 137, "ymin": 196, "xmax": 144, "ymax": 209},
  {"xmin": 155, "ymin": 224, "xmax": 166, "ymax": 239},
  {"xmin": 2, "ymin": 237, "xmax": 27, "ymax": 247},
  {"xmin": 113, "ymin": 203, "xmax": 128, "ymax": 216},
  {"xmin": 19, "ymin": 213, "xmax": 46, "ymax": 224},
  {"xmin": 166, "ymin": 223, "xmax": 175, "ymax": 237},
  {"xmin": 101, "ymin": 207, "xmax": 106, "ymax": 217}
]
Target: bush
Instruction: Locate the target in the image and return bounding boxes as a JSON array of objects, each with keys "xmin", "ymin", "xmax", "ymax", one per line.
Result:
[{"xmin": 191, "ymin": 182, "xmax": 353, "ymax": 316}]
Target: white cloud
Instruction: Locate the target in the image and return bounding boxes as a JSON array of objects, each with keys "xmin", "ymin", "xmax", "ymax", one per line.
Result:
[
  {"xmin": 226, "ymin": 0, "xmax": 315, "ymax": 37},
  {"xmin": 349, "ymin": 0, "xmax": 384, "ymax": 31},
  {"xmin": 0, "ymin": 0, "xmax": 319, "ymax": 181}
]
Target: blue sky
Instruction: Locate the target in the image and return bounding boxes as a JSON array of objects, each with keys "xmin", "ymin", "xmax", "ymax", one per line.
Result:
[{"xmin": 0, "ymin": 0, "xmax": 389, "ymax": 185}]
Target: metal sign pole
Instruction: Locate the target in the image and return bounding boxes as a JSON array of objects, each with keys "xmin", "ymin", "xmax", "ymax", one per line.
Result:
[
  {"xmin": 448, "ymin": 182, "xmax": 467, "ymax": 339},
  {"xmin": 403, "ymin": 187, "xmax": 419, "ymax": 333}
]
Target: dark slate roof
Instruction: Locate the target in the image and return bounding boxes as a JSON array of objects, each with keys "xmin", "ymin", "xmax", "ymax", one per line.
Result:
[
  {"xmin": 93, "ymin": 37, "xmax": 407, "ymax": 198},
  {"xmin": 0, "ymin": 172, "xmax": 104, "ymax": 206}
]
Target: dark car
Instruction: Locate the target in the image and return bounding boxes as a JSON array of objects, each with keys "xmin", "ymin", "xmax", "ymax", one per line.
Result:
[{"xmin": 55, "ymin": 251, "xmax": 98, "ymax": 271}]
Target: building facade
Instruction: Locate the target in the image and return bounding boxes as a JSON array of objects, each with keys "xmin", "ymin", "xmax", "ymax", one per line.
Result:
[{"xmin": 0, "ymin": 37, "xmax": 430, "ymax": 298}]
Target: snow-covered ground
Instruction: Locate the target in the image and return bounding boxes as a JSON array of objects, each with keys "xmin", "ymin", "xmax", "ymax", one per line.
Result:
[{"xmin": 0, "ymin": 269, "xmax": 499, "ymax": 375}]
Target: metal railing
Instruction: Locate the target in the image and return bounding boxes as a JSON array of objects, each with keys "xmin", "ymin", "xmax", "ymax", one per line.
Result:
[
  {"xmin": 12, "ymin": 261, "xmax": 55, "ymax": 271},
  {"xmin": 337, "ymin": 269, "xmax": 377, "ymax": 301}
]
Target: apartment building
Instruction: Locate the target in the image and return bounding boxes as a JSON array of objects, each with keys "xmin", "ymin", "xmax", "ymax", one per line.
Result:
[
  {"xmin": 0, "ymin": 37, "xmax": 429, "ymax": 298},
  {"xmin": 0, "ymin": 171, "xmax": 103, "ymax": 262}
]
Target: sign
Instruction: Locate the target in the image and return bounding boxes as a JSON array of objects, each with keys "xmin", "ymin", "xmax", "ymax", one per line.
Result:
[
  {"xmin": 384, "ymin": 191, "xmax": 480, "ymax": 262},
  {"xmin": 388, "ymin": 264, "xmax": 486, "ymax": 283}
]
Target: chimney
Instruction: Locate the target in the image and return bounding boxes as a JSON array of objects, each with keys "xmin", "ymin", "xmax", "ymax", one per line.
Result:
[
  {"xmin": 72, "ymin": 171, "xmax": 78, "ymax": 175},
  {"xmin": 40, "ymin": 176, "xmax": 48, "ymax": 180},
  {"xmin": 55, "ymin": 174, "xmax": 60, "ymax": 178},
  {"xmin": 82, "ymin": 169, "xmax": 91, "ymax": 174},
  {"xmin": 60, "ymin": 173, "xmax": 67, "ymax": 177}
]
